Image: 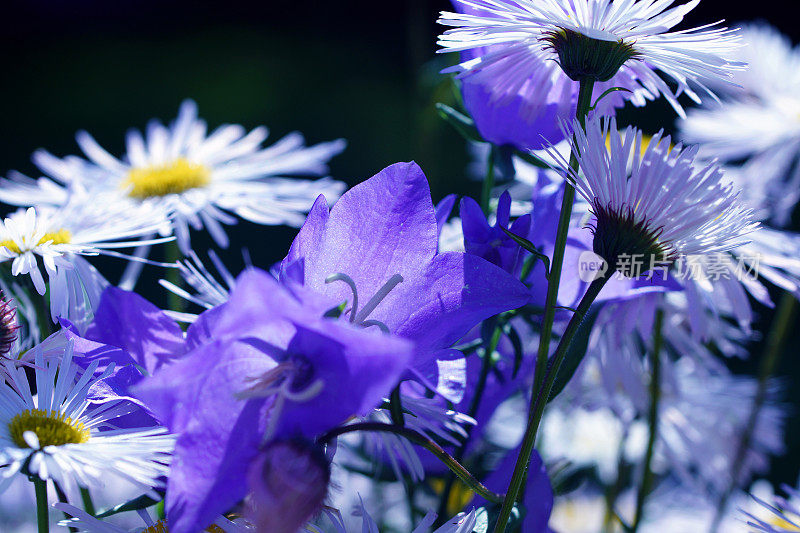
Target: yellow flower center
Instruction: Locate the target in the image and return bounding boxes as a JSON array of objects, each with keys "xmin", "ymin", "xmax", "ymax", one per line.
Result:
[
  {"xmin": 141, "ymin": 520, "xmax": 225, "ymax": 532},
  {"xmin": 141, "ymin": 522, "xmax": 169, "ymax": 533},
  {"xmin": 124, "ymin": 158, "xmax": 211, "ymax": 199},
  {"xmin": 770, "ymin": 515, "xmax": 800, "ymax": 531},
  {"xmin": 605, "ymin": 134, "xmax": 672, "ymax": 157},
  {"xmin": 430, "ymin": 478, "xmax": 474, "ymax": 517},
  {"xmin": 0, "ymin": 229, "xmax": 72, "ymax": 255},
  {"xmin": 8, "ymin": 409, "xmax": 90, "ymax": 448}
]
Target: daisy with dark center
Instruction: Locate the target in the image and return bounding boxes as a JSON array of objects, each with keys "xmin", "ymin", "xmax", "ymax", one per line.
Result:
[
  {"xmin": 438, "ymin": 0, "xmax": 743, "ymax": 117},
  {"xmin": 547, "ymin": 116, "xmax": 758, "ymax": 277}
]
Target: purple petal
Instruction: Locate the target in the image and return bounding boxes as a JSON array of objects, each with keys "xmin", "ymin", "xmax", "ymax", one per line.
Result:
[
  {"xmin": 282, "ymin": 194, "xmax": 330, "ymax": 272},
  {"xmin": 273, "ymin": 322, "xmax": 412, "ymax": 439},
  {"xmin": 370, "ymin": 252, "xmax": 530, "ymax": 357},
  {"xmin": 293, "ymin": 162, "xmax": 439, "ymax": 303},
  {"xmin": 84, "ymin": 286, "xmax": 185, "ymax": 374},
  {"xmin": 435, "ymin": 194, "xmax": 458, "ymax": 240},
  {"xmin": 134, "ymin": 339, "xmax": 275, "ymax": 533}
]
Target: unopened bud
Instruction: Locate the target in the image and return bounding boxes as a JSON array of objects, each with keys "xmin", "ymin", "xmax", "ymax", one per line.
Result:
[
  {"xmin": 247, "ymin": 439, "xmax": 330, "ymax": 533},
  {"xmin": 0, "ymin": 293, "xmax": 20, "ymax": 358}
]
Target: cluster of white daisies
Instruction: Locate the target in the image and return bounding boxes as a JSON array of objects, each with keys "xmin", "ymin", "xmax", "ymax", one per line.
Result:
[{"xmin": 0, "ymin": 99, "xmax": 346, "ymax": 327}]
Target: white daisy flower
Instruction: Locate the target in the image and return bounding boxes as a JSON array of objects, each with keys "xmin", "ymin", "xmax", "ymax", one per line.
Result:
[
  {"xmin": 547, "ymin": 116, "xmax": 757, "ymax": 276},
  {"xmin": 0, "ymin": 149, "xmax": 104, "ymax": 209},
  {"xmin": 569, "ymin": 334, "xmax": 785, "ymax": 498},
  {"xmin": 1, "ymin": 100, "xmax": 347, "ymax": 254},
  {"xmin": 0, "ymin": 343, "xmax": 173, "ymax": 499},
  {"xmin": 0, "ymin": 200, "xmax": 170, "ymax": 322},
  {"xmin": 437, "ymin": 0, "xmax": 742, "ymax": 117},
  {"xmin": 679, "ymin": 24, "xmax": 800, "ymax": 226},
  {"xmin": 55, "ymin": 503, "xmax": 253, "ymax": 532}
]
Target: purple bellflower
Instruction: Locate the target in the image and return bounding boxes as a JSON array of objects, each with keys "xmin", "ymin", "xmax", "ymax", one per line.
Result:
[
  {"xmin": 134, "ymin": 268, "xmax": 414, "ymax": 533},
  {"xmin": 461, "ymin": 191, "xmax": 531, "ymax": 275},
  {"xmin": 279, "ymin": 161, "xmax": 530, "ymax": 401},
  {"xmin": 246, "ymin": 439, "xmax": 330, "ymax": 533},
  {"xmin": 61, "ymin": 286, "xmax": 198, "ymax": 428}
]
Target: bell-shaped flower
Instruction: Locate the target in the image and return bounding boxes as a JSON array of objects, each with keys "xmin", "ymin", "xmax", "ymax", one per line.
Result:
[
  {"xmin": 279, "ymin": 161, "xmax": 530, "ymax": 400},
  {"xmin": 133, "ymin": 269, "xmax": 414, "ymax": 533}
]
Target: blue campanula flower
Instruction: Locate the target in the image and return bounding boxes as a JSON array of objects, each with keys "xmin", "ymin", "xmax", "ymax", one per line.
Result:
[
  {"xmin": 61, "ymin": 286, "xmax": 202, "ymax": 429},
  {"xmin": 460, "ymin": 191, "xmax": 531, "ymax": 274},
  {"xmin": 133, "ymin": 269, "xmax": 414, "ymax": 533},
  {"xmin": 246, "ymin": 439, "xmax": 330, "ymax": 533},
  {"xmin": 279, "ymin": 161, "xmax": 530, "ymax": 401}
]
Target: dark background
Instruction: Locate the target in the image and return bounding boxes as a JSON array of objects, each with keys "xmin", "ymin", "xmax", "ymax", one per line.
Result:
[{"xmin": 2, "ymin": 0, "xmax": 798, "ymax": 488}]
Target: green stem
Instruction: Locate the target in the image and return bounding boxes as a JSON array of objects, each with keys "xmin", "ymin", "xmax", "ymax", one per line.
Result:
[
  {"xmin": 603, "ymin": 425, "xmax": 631, "ymax": 532},
  {"xmin": 631, "ymin": 308, "xmax": 665, "ymax": 532},
  {"xmin": 710, "ymin": 293, "xmax": 797, "ymax": 532},
  {"xmin": 318, "ymin": 422, "xmax": 503, "ymax": 504},
  {"xmin": 532, "ymin": 77, "xmax": 595, "ymax": 399},
  {"xmin": 481, "ymin": 147, "xmax": 496, "ymax": 215},
  {"xmin": 494, "ymin": 271, "xmax": 609, "ymax": 533},
  {"xmin": 165, "ymin": 240, "xmax": 184, "ymax": 312},
  {"xmin": 435, "ymin": 321, "xmax": 502, "ymax": 525},
  {"xmin": 33, "ymin": 477, "xmax": 49, "ymax": 533},
  {"xmin": 53, "ymin": 482, "xmax": 78, "ymax": 533},
  {"xmin": 493, "ymin": 78, "xmax": 596, "ymax": 533},
  {"xmin": 80, "ymin": 487, "xmax": 96, "ymax": 517}
]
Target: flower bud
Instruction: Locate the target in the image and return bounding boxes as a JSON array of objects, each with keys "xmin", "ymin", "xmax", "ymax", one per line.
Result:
[
  {"xmin": 247, "ymin": 439, "xmax": 330, "ymax": 533},
  {"xmin": 0, "ymin": 293, "xmax": 20, "ymax": 358}
]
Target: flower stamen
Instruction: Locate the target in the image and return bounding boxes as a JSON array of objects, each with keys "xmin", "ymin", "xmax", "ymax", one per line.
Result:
[
  {"xmin": 9, "ymin": 409, "xmax": 90, "ymax": 448},
  {"xmin": 124, "ymin": 158, "xmax": 211, "ymax": 199}
]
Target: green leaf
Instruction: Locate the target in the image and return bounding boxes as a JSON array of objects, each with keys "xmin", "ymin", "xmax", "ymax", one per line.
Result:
[
  {"xmin": 500, "ymin": 227, "xmax": 551, "ymax": 280},
  {"xmin": 548, "ymin": 308, "xmax": 599, "ymax": 403},
  {"xmin": 590, "ymin": 86, "xmax": 633, "ymax": 111},
  {"xmin": 436, "ymin": 103, "xmax": 484, "ymax": 143},
  {"xmin": 96, "ymin": 493, "xmax": 161, "ymax": 519},
  {"xmin": 323, "ymin": 300, "xmax": 348, "ymax": 318}
]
